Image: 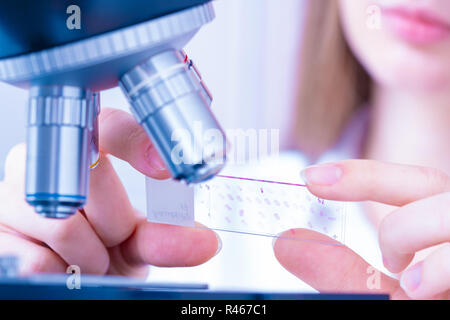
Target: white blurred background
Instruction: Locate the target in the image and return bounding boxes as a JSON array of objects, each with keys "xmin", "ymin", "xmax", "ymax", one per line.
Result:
[{"xmin": 0, "ymin": 0, "xmax": 317, "ymax": 291}]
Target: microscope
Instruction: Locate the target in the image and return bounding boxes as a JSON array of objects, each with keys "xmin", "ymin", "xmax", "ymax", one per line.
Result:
[{"xmin": 0, "ymin": 0, "xmax": 227, "ymax": 219}]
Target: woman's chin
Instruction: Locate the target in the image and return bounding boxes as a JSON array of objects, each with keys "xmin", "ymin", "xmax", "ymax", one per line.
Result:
[{"xmin": 370, "ymin": 63, "xmax": 450, "ymax": 94}]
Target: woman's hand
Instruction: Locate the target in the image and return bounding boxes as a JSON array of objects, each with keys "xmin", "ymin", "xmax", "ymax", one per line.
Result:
[
  {"xmin": 273, "ymin": 160, "xmax": 450, "ymax": 299},
  {"xmin": 0, "ymin": 108, "xmax": 220, "ymax": 277}
]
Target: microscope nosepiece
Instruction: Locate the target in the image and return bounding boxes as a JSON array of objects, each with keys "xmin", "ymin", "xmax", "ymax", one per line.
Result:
[{"xmin": 120, "ymin": 50, "xmax": 227, "ymax": 184}]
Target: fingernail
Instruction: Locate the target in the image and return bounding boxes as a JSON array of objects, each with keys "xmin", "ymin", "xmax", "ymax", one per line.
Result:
[
  {"xmin": 214, "ymin": 233, "xmax": 222, "ymax": 257},
  {"xmin": 146, "ymin": 147, "xmax": 166, "ymax": 171},
  {"xmin": 400, "ymin": 262, "xmax": 422, "ymax": 292},
  {"xmin": 300, "ymin": 163, "xmax": 342, "ymax": 186}
]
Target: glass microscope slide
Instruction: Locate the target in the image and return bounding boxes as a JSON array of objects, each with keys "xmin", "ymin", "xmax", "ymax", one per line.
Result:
[{"xmin": 146, "ymin": 175, "xmax": 347, "ymax": 247}]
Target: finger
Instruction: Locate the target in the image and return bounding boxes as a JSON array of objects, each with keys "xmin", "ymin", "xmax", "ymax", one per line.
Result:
[
  {"xmin": 0, "ymin": 144, "xmax": 111, "ymax": 274},
  {"xmin": 99, "ymin": 108, "xmax": 170, "ymax": 179},
  {"xmin": 0, "ymin": 231, "xmax": 67, "ymax": 275},
  {"xmin": 83, "ymin": 153, "xmax": 137, "ymax": 247},
  {"xmin": 0, "ymin": 223, "xmax": 44, "ymax": 246},
  {"xmin": 273, "ymin": 228, "xmax": 405, "ymax": 298},
  {"xmin": 0, "ymin": 183, "xmax": 109, "ymax": 274},
  {"xmin": 3, "ymin": 143, "xmax": 26, "ymax": 190},
  {"xmin": 119, "ymin": 219, "xmax": 221, "ymax": 268},
  {"xmin": 301, "ymin": 160, "xmax": 450, "ymax": 206},
  {"xmin": 379, "ymin": 192, "xmax": 450, "ymax": 273},
  {"xmin": 106, "ymin": 245, "xmax": 150, "ymax": 278},
  {"xmin": 4, "ymin": 123, "xmax": 135, "ymax": 249},
  {"xmin": 400, "ymin": 243, "xmax": 450, "ymax": 299}
]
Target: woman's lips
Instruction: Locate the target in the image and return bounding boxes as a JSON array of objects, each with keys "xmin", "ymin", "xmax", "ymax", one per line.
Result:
[{"xmin": 382, "ymin": 7, "xmax": 450, "ymax": 45}]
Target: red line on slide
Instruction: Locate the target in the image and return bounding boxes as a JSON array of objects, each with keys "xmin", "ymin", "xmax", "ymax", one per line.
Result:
[{"xmin": 216, "ymin": 175, "xmax": 307, "ymax": 188}]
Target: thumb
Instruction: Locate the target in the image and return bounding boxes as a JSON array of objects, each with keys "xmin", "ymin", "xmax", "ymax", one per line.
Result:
[{"xmin": 273, "ymin": 229, "xmax": 406, "ymax": 298}]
